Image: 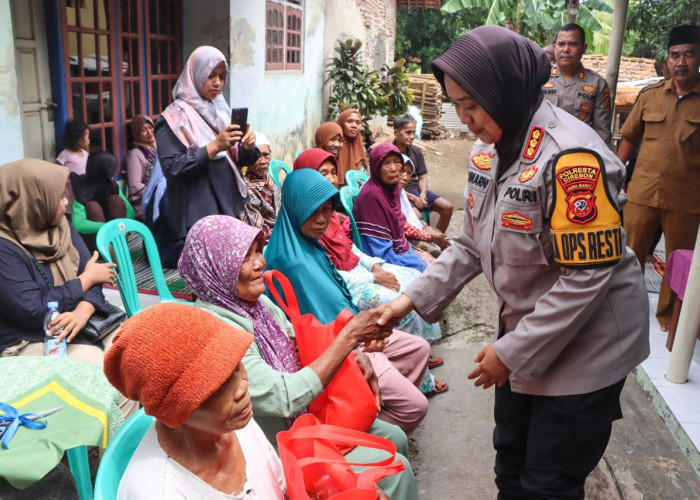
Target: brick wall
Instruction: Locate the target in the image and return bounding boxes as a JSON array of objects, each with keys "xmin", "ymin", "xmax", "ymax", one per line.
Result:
[{"xmin": 356, "ymin": 0, "xmax": 397, "ymax": 69}]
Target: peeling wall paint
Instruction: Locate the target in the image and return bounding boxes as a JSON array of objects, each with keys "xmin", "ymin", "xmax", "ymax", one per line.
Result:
[
  {"xmin": 230, "ymin": 17, "xmax": 255, "ymax": 68},
  {"xmin": 229, "ymin": 0, "xmax": 326, "ymax": 163},
  {"xmin": 0, "ymin": 0, "xmax": 24, "ymax": 164}
]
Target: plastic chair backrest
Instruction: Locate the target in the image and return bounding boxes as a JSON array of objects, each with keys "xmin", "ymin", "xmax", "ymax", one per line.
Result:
[
  {"xmin": 345, "ymin": 170, "xmax": 368, "ymax": 190},
  {"xmin": 339, "ymin": 186, "xmax": 362, "ymax": 251},
  {"xmin": 269, "ymin": 159, "xmax": 292, "ymax": 189},
  {"xmin": 94, "ymin": 409, "xmax": 155, "ymax": 499},
  {"xmin": 95, "ymin": 219, "xmax": 176, "ymax": 317},
  {"xmin": 294, "ymin": 150, "xmax": 302, "ymax": 160}
]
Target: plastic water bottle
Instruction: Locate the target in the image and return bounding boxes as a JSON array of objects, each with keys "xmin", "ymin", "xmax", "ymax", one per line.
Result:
[{"xmin": 43, "ymin": 302, "xmax": 66, "ymax": 357}]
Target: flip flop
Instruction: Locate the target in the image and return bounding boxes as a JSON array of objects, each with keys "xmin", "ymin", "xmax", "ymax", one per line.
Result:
[
  {"xmin": 427, "ymin": 380, "xmax": 449, "ymax": 397},
  {"xmin": 428, "ymin": 356, "xmax": 444, "ymax": 369}
]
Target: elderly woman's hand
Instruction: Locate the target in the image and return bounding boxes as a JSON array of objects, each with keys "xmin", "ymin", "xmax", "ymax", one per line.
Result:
[
  {"xmin": 352, "ymin": 350, "xmax": 382, "ymax": 411},
  {"xmin": 343, "ymin": 308, "xmax": 397, "ymax": 344},
  {"xmin": 371, "ymin": 265, "xmax": 400, "ymax": 292}
]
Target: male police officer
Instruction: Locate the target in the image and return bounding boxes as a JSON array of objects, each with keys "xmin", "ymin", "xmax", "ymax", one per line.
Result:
[
  {"xmin": 617, "ymin": 24, "xmax": 700, "ymax": 332},
  {"xmin": 543, "ymin": 23, "xmax": 612, "ymax": 146}
]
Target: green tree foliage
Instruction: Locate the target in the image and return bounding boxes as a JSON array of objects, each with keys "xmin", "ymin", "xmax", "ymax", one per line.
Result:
[
  {"xmin": 625, "ymin": 0, "xmax": 700, "ymax": 61},
  {"xmin": 325, "ymin": 39, "xmax": 413, "ymax": 136},
  {"xmin": 395, "ymin": 3, "xmax": 487, "ymax": 74},
  {"xmin": 440, "ymin": 0, "xmax": 612, "ymax": 46}
]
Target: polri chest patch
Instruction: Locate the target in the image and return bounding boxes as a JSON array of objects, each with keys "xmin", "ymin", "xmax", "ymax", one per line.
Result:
[{"xmin": 471, "ymin": 152, "xmax": 493, "ymax": 171}]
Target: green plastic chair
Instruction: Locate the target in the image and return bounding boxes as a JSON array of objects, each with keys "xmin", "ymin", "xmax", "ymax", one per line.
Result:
[
  {"xmin": 65, "ymin": 446, "xmax": 92, "ymax": 500},
  {"xmin": 94, "ymin": 409, "xmax": 154, "ymax": 499},
  {"xmin": 339, "ymin": 186, "xmax": 363, "ymax": 251},
  {"xmin": 269, "ymin": 159, "xmax": 292, "ymax": 189},
  {"xmin": 345, "ymin": 170, "xmax": 368, "ymax": 190},
  {"xmin": 95, "ymin": 219, "xmax": 176, "ymax": 317}
]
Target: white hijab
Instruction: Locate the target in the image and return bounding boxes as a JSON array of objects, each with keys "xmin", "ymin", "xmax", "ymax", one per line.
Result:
[{"xmin": 400, "ymin": 155, "xmax": 424, "ymax": 230}]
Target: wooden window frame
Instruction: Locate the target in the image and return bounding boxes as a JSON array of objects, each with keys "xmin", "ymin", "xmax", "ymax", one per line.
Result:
[
  {"xmin": 116, "ymin": 0, "xmax": 147, "ymax": 146},
  {"xmin": 61, "ymin": 0, "xmax": 120, "ymax": 160},
  {"xmin": 145, "ymin": 0, "xmax": 182, "ymax": 117},
  {"xmin": 265, "ymin": 0, "xmax": 303, "ymax": 71}
]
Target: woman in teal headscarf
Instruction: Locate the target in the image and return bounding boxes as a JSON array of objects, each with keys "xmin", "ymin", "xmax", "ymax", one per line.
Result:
[
  {"xmin": 264, "ymin": 169, "xmax": 358, "ymax": 323},
  {"xmin": 265, "ymin": 170, "xmax": 447, "ymax": 432}
]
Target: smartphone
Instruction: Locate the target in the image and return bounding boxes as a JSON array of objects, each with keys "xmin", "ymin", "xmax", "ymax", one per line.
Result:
[{"xmin": 230, "ymin": 107, "xmax": 248, "ymax": 134}]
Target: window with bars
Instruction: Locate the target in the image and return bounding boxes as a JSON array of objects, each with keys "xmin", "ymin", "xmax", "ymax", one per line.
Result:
[
  {"xmin": 61, "ymin": 0, "xmax": 181, "ymax": 162},
  {"xmin": 63, "ymin": 0, "xmax": 118, "ymax": 157},
  {"xmin": 266, "ymin": 0, "xmax": 303, "ymax": 71}
]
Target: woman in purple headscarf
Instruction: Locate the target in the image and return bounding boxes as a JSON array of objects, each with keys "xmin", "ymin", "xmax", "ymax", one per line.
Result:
[
  {"xmin": 353, "ymin": 143, "xmax": 429, "ymax": 272},
  {"xmin": 177, "ymin": 215, "xmax": 419, "ymax": 499}
]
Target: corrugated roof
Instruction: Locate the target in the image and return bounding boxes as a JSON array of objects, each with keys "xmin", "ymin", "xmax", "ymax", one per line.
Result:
[
  {"xmin": 397, "ymin": 0, "xmax": 442, "ymax": 8},
  {"xmin": 582, "ymin": 54, "xmax": 658, "ymax": 82}
]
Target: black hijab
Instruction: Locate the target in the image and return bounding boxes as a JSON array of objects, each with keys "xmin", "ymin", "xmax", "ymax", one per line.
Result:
[
  {"xmin": 70, "ymin": 151, "xmax": 120, "ymax": 210},
  {"xmin": 431, "ymin": 26, "xmax": 551, "ymax": 170}
]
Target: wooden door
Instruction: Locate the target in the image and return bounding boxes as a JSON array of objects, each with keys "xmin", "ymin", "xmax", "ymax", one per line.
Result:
[{"xmin": 11, "ymin": 0, "xmax": 56, "ymax": 160}]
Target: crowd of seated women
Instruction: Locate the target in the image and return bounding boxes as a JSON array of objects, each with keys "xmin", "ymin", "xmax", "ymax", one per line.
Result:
[{"xmin": 0, "ymin": 45, "xmax": 455, "ymax": 499}]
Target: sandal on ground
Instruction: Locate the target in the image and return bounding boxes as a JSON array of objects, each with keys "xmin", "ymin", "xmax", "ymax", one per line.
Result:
[
  {"xmin": 427, "ymin": 379, "xmax": 449, "ymax": 397},
  {"xmin": 428, "ymin": 356, "xmax": 444, "ymax": 369}
]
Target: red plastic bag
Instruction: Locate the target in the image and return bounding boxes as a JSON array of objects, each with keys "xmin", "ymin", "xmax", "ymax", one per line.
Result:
[
  {"xmin": 277, "ymin": 413, "xmax": 405, "ymax": 500},
  {"xmin": 264, "ymin": 270, "xmax": 377, "ymax": 432}
]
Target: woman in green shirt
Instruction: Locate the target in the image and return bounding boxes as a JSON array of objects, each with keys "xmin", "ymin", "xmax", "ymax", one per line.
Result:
[{"xmin": 178, "ymin": 214, "xmax": 419, "ymax": 499}]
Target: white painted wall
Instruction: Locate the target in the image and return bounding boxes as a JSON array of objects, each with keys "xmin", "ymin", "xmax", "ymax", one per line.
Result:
[
  {"xmin": 0, "ymin": 0, "xmax": 24, "ymax": 164},
  {"xmin": 229, "ymin": 0, "xmax": 326, "ymax": 163}
]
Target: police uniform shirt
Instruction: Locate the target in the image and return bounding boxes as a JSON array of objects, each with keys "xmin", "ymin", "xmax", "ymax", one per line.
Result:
[
  {"xmin": 543, "ymin": 64, "xmax": 613, "ymax": 146},
  {"xmin": 403, "ymin": 99, "xmax": 649, "ymax": 397},
  {"xmin": 620, "ymin": 78, "xmax": 700, "ymax": 213}
]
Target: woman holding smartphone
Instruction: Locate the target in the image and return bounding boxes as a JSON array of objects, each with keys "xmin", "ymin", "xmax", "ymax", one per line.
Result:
[{"xmin": 156, "ymin": 45, "xmax": 259, "ymax": 237}]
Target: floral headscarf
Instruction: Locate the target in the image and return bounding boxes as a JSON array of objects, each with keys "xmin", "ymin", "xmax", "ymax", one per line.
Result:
[{"xmin": 178, "ymin": 216, "xmax": 303, "ymax": 380}]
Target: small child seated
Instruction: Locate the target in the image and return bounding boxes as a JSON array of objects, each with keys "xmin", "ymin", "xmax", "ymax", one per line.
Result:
[
  {"xmin": 393, "ymin": 114, "xmax": 453, "ymax": 234},
  {"xmin": 56, "ymin": 120, "xmax": 90, "ymax": 218},
  {"xmin": 399, "ymin": 156, "xmax": 449, "ymax": 257}
]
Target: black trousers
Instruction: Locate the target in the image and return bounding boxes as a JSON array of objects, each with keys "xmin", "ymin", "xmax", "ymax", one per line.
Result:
[{"xmin": 493, "ymin": 378, "xmax": 625, "ymax": 500}]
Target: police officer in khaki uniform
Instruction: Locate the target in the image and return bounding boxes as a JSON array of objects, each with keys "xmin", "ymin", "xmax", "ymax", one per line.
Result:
[
  {"xmin": 618, "ymin": 24, "xmax": 700, "ymax": 332},
  {"xmin": 379, "ymin": 27, "xmax": 649, "ymax": 498},
  {"xmin": 543, "ymin": 23, "xmax": 613, "ymax": 146}
]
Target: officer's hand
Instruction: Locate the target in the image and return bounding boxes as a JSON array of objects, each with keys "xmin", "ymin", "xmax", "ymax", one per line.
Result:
[
  {"xmin": 468, "ymin": 343, "xmax": 511, "ymax": 389},
  {"xmin": 376, "ymin": 294, "xmax": 414, "ymax": 326}
]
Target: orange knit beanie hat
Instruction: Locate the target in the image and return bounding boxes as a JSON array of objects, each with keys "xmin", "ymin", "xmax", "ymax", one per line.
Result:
[{"xmin": 104, "ymin": 303, "xmax": 253, "ymax": 428}]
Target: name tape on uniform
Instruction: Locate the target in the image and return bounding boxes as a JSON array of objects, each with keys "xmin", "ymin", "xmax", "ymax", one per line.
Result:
[{"xmin": 550, "ymin": 149, "xmax": 622, "ymax": 268}]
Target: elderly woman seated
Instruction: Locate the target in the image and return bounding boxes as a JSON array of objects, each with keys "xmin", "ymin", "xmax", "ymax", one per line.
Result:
[
  {"xmin": 241, "ymin": 133, "xmax": 280, "ymax": 244},
  {"xmin": 354, "ymin": 144, "xmax": 433, "ymax": 271},
  {"xmin": 293, "ymin": 148, "xmax": 448, "ymax": 380},
  {"xmin": 263, "ymin": 169, "xmax": 440, "ymax": 426},
  {"xmin": 178, "ymin": 215, "xmax": 419, "ymax": 500},
  {"xmin": 104, "ymin": 302, "xmax": 287, "ymax": 499}
]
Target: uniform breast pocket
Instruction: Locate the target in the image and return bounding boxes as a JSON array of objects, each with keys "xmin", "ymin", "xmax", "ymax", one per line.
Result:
[
  {"xmin": 574, "ymin": 95, "xmax": 594, "ymax": 114},
  {"xmin": 641, "ymin": 111, "xmax": 666, "ymax": 139},
  {"xmin": 467, "ymin": 188, "xmax": 486, "ymax": 219},
  {"xmin": 497, "ymin": 202, "xmax": 549, "ymax": 266},
  {"xmin": 681, "ymin": 116, "xmax": 700, "ymax": 144}
]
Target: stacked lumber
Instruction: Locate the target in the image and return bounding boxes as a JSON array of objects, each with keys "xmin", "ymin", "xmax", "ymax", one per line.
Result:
[{"xmin": 408, "ymin": 74, "xmax": 446, "ymax": 139}]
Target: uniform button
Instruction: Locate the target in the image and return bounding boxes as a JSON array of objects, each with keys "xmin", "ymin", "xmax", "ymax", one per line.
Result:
[
  {"xmin": 531, "ymin": 371, "xmax": 540, "ymax": 378},
  {"xmin": 548, "ymin": 121, "xmax": 557, "ymax": 129}
]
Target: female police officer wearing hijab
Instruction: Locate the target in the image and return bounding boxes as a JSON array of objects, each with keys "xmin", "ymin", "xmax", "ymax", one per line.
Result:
[{"xmin": 379, "ymin": 26, "xmax": 650, "ymax": 498}]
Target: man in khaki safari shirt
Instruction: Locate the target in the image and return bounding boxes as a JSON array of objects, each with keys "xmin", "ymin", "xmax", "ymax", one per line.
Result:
[{"xmin": 617, "ymin": 24, "xmax": 700, "ymax": 332}]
